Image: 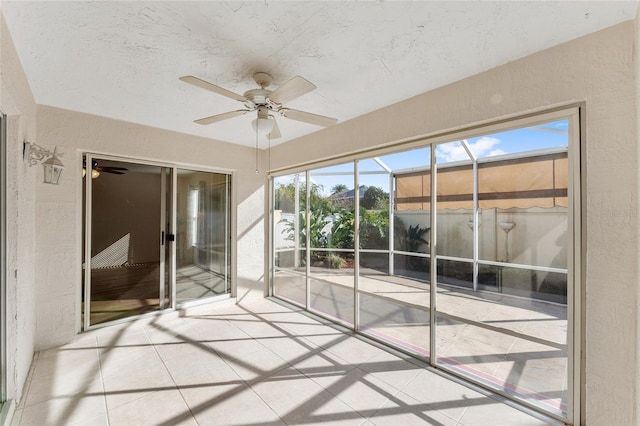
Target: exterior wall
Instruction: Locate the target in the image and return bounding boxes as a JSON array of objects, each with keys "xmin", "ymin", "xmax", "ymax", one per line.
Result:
[
  {"xmin": 397, "ymin": 208, "xmax": 567, "ymax": 268},
  {"xmin": 34, "ymin": 105, "xmax": 267, "ymax": 348},
  {"xmin": 0, "ymin": 12, "xmax": 38, "ymax": 404},
  {"xmin": 270, "ymin": 22, "xmax": 639, "ymax": 425}
]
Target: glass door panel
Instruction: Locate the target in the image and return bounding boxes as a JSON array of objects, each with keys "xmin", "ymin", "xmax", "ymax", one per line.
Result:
[
  {"xmin": 358, "ymin": 149, "xmax": 431, "ymax": 357},
  {"xmin": 308, "ymin": 163, "xmax": 355, "ymax": 326},
  {"xmin": 434, "ymin": 121, "xmax": 571, "ymax": 417},
  {"xmin": 272, "ymin": 173, "xmax": 307, "ymax": 306},
  {"xmin": 175, "ymin": 169, "xmax": 231, "ymax": 303},
  {"xmin": 84, "ymin": 157, "xmax": 171, "ymax": 327}
]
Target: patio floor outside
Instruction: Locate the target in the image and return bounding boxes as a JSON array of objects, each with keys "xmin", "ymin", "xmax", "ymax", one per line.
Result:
[{"xmin": 274, "ymin": 268, "xmax": 568, "ymax": 416}]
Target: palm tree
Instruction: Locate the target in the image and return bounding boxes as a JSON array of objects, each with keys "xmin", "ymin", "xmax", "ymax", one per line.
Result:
[{"xmin": 331, "ymin": 183, "xmax": 348, "ymax": 194}]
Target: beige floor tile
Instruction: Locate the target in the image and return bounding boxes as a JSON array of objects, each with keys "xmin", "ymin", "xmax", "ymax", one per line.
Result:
[
  {"xmin": 253, "ymin": 368, "xmax": 365, "ymax": 425},
  {"xmin": 13, "ymin": 297, "xmax": 559, "ymax": 426},
  {"xmin": 322, "ymin": 335, "xmax": 385, "ymax": 365},
  {"xmin": 225, "ymin": 347, "xmax": 289, "ymax": 382},
  {"xmin": 95, "ymin": 324, "xmax": 151, "ymax": 351},
  {"xmin": 107, "ymin": 389, "xmax": 197, "ymax": 426},
  {"xmin": 16, "ymin": 395, "xmax": 107, "ymax": 426},
  {"xmin": 257, "ymin": 334, "xmax": 319, "ymax": 363},
  {"xmin": 24, "ymin": 371, "xmax": 103, "ymax": 408},
  {"xmin": 9, "ymin": 409, "xmax": 22, "ymax": 426},
  {"xmin": 288, "ymin": 349, "xmax": 354, "ymax": 379},
  {"xmin": 358, "ymin": 351, "xmax": 424, "ymax": 392},
  {"xmin": 163, "ymin": 347, "xmax": 232, "ymax": 387},
  {"xmin": 102, "ymin": 358, "xmax": 176, "ymax": 410},
  {"xmin": 207, "ymin": 332, "xmax": 266, "ymax": 361},
  {"xmin": 458, "ymin": 398, "xmax": 558, "ymax": 426},
  {"xmin": 311, "ymin": 367, "xmax": 399, "ymax": 417},
  {"xmin": 69, "ymin": 412, "xmax": 109, "ymax": 426},
  {"xmin": 99, "ymin": 345, "xmax": 163, "ymax": 379},
  {"xmin": 231, "ymin": 314, "xmax": 290, "ymax": 339},
  {"xmin": 30, "ymin": 346, "xmax": 99, "ymax": 381},
  {"xmin": 143, "ymin": 317, "xmax": 196, "ymax": 345},
  {"xmin": 369, "ymin": 390, "xmax": 458, "ymax": 426},
  {"xmin": 182, "ymin": 382, "xmax": 284, "ymax": 426},
  {"xmin": 401, "ymin": 369, "xmax": 484, "ymax": 422}
]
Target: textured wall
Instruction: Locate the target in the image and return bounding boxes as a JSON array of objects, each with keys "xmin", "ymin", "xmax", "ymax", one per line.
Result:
[
  {"xmin": 270, "ymin": 22, "xmax": 638, "ymax": 425},
  {"xmin": 34, "ymin": 106, "xmax": 267, "ymax": 348},
  {"xmin": 0, "ymin": 12, "xmax": 38, "ymax": 404}
]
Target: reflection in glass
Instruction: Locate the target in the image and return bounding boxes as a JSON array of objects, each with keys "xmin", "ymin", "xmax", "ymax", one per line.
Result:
[
  {"xmin": 175, "ymin": 170, "xmax": 231, "ymax": 303},
  {"xmin": 437, "ymin": 315, "xmax": 568, "ymax": 416},
  {"xmin": 308, "ymin": 163, "xmax": 354, "ymax": 325},
  {"xmin": 309, "ymin": 249, "xmax": 355, "ymax": 326},
  {"xmin": 273, "ymin": 173, "xmax": 307, "ymax": 306},
  {"xmin": 86, "ymin": 159, "xmax": 169, "ymax": 326}
]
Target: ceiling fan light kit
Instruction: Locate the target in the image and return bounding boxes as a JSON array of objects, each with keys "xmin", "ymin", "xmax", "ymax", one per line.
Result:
[
  {"xmin": 180, "ymin": 72, "xmax": 338, "ymax": 139},
  {"xmin": 82, "ymin": 159, "xmax": 128, "ymax": 178}
]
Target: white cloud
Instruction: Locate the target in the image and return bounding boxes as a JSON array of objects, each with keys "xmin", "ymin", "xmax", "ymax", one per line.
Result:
[
  {"xmin": 436, "ymin": 137, "xmax": 503, "ymax": 162},
  {"xmin": 487, "ymin": 148, "xmax": 506, "ymax": 157}
]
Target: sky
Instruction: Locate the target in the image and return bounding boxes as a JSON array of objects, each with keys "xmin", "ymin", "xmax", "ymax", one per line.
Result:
[{"xmin": 276, "ymin": 119, "xmax": 569, "ymax": 196}]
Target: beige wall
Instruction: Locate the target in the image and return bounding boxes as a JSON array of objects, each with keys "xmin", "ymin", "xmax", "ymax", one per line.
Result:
[
  {"xmin": 0, "ymin": 11, "xmax": 39, "ymax": 405},
  {"xmin": 271, "ymin": 21, "xmax": 639, "ymax": 425},
  {"xmin": 34, "ymin": 105, "xmax": 267, "ymax": 349}
]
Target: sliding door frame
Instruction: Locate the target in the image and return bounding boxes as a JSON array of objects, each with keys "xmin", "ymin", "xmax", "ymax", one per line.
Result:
[
  {"xmin": 0, "ymin": 111, "xmax": 7, "ymax": 404},
  {"xmin": 82, "ymin": 153, "xmax": 234, "ymax": 329},
  {"xmin": 82, "ymin": 154, "xmax": 174, "ymax": 330},
  {"xmin": 173, "ymin": 166, "xmax": 234, "ymax": 309}
]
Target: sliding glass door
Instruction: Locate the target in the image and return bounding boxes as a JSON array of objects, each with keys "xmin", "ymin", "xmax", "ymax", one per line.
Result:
[
  {"xmin": 83, "ymin": 156, "xmax": 172, "ymax": 327},
  {"xmin": 83, "ymin": 157, "xmax": 232, "ymax": 328},
  {"xmin": 175, "ymin": 169, "xmax": 231, "ymax": 303}
]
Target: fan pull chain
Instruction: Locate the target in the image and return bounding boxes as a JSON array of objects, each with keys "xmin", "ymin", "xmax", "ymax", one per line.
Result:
[
  {"xmin": 255, "ymin": 122, "xmax": 259, "ymax": 174},
  {"xmin": 268, "ymin": 132, "xmax": 271, "ymax": 174}
]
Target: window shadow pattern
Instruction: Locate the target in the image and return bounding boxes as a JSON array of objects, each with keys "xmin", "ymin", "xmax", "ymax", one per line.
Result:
[{"xmin": 13, "ymin": 298, "xmax": 560, "ymax": 425}]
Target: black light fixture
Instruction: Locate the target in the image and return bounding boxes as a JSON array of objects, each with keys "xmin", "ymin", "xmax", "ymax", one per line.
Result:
[{"xmin": 23, "ymin": 142, "xmax": 65, "ymax": 184}]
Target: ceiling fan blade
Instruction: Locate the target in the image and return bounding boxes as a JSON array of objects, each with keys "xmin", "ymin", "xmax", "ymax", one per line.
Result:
[
  {"xmin": 194, "ymin": 110, "xmax": 250, "ymax": 125},
  {"xmin": 268, "ymin": 118, "xmax": 282, "ymax": 139},
  {"xmin": 101, "ymin": 167, "xmax": 128, "ymax": 171},
  {"xmin": 104, "ymin": 170, "xmax": 126, "ymax": 175},
  {"xmin": 269, "ymin": 76, "xmax": 316, "ymax": 104},
  {"xmin": 180, "ymin": 76, "xmax": 247, "ymax": 102},
  {"xmin": 282, "ymin": 109, "xmax": 338, "ymax": 127}
]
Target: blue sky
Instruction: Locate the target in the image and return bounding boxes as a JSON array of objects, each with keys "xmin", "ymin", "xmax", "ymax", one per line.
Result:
[{"xmin": 282, "ymin": 119, "xmax": 569, "ymax": 196}]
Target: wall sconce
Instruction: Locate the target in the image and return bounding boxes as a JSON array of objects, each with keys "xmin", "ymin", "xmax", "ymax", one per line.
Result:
[{"xmin": 23, "ymin": 142, "xmax": 65, "ymax": 185}]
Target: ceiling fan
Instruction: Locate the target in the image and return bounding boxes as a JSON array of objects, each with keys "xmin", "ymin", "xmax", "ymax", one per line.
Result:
[
  {"xmin": 179, "ymin": 72, "xmax": 338, "ymax": 139},
  {"xmin": 82, "ymin": 159, "xmax": 128, "ymax": 178}
]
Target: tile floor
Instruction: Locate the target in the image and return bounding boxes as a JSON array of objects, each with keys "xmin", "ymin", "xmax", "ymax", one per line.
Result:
[{"xmin": 12, "ymin": 298, "xmax": 559, "ymax": 425}]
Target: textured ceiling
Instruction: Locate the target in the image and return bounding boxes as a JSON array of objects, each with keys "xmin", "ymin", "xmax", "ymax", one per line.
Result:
[{"xmin": 2, "ymin": 1, "xmax": 638, "ymax": 147}]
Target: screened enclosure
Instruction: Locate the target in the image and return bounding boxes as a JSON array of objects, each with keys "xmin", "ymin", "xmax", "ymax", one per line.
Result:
[{"xmin": 271, "ymin": 108, "xmax": 580, "ymax": 422}]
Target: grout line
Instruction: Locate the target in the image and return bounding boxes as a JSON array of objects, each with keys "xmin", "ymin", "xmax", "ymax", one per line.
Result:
[
  {"xmin": 142, "ymin": 320, "xmax": 200, "ymax": 425},
  {"xmin": 94, "ymin": 335, "xmax": 110, "ymax": 426}
]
